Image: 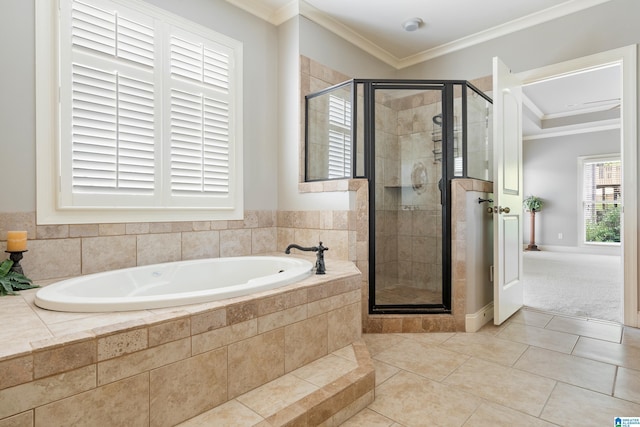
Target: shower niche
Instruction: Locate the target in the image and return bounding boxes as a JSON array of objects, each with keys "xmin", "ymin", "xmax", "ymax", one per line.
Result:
[{"xmin": 305, "ymin": 79, "xmax": 493, "ymax": 314}]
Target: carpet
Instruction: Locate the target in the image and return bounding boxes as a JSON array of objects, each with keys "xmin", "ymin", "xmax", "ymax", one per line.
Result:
[{"xmin": 522, "ymin": 251, "xmax": 623, "ymax": 323}]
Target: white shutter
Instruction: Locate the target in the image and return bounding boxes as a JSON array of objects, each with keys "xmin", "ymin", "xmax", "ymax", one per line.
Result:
[
  {"xmin": 71, "ymin": 1, "xmax": 116, "ymax": 56},
  {"xmin": 49, "ymin": 0, "xmax": 243, "ymax": 221},
  {"xmin": 170, "ymin": 36, "xmax": 230, "ymax": 93},
  {"xmin": 169, "ymin": 34, "xmax": 232, "ymax": 196},
  {"xmin": 69, "ymin": 0, "xmax": 156, "ymax": 196},
  {"xmin": 169, "ymin": 92, "xmax": 230, "ymax": 194},
  {"xmin": 328, "ymin": 94, "xmax": 352, "ymax": 178},
  {"xmin": 71, "ymin": 64, "xmax": 155, "ymax": 194},
  {"xmin": 70, "ymin": 64, "xmax": 117, "ymax": 191},
  {"xmin": 71, "ymin": 0, "xmax": 154, "ymax": 68}
]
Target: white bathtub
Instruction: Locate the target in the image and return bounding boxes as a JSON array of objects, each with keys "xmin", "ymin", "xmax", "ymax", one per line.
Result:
[{"xmin": 34, "ymin": 256, "xmax": 314, "ymax": 312}]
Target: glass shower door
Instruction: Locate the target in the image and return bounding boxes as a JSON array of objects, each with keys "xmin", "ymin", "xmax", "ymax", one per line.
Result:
[{"xmin": 372, "ymin": 85, "xmax": 446, "ymax": 309}]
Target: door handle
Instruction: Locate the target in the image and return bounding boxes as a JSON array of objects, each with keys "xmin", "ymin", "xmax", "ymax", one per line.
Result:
[{"xmin": 499, "ymin": 206, "xmax": 511, "ymax": 214}]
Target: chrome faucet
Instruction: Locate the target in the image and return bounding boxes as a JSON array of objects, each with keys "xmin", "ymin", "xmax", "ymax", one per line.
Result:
[{"xmin": 285, "ymin": 241, "xmax": 329, "ymax": 275}]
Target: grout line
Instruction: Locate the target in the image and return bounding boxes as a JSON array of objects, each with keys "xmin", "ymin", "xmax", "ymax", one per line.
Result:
[
  {"xmin": 611, "ymin": 365, "xmax": 619, "ymax": 397},
  {"xmin": 537, "ymin": 379, "xmax": 559, "ymax": 421}
]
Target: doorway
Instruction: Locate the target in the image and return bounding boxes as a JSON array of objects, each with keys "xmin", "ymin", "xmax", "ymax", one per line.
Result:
[{"xmin": 515, "ymin": 46, "xmax": 637, "ymax": 326}]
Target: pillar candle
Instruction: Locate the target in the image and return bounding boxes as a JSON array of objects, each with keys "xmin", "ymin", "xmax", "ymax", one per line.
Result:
[{"xmin": 6, "ymin": 231, "xmax": 28, "ymax": 252}]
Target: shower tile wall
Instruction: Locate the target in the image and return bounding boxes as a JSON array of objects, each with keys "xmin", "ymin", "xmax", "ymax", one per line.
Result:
[
  {"xmin": 375, "ymin": 90, "xmax": 443, "ymax": 298},
  {"xmin": 374, "ymin": 96, "xmax": 399, "ymax": 291},
  {"xmin": 297, "ymin": 56, "xmax": 493, "ymax": 331}
]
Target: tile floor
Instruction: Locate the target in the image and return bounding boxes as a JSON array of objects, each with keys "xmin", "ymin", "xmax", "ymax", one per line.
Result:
[
  {"xmin": 343, "ymin": 308, "xmax": 640, "ymax": 427},
  {"xmin": 177, "ymin": 344, "xmax": 367, "ymax": 426}
]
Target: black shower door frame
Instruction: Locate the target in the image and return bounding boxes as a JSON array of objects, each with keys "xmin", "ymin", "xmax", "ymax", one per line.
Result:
[{"xmin": 365, "ymin": 80, "xmax": 464, "ymax": 314}]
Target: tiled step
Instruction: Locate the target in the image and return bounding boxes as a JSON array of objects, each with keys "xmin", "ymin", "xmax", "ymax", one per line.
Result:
[{"xmin": 178, "ymin": 340, "xmax": 375, "ymax": 426}]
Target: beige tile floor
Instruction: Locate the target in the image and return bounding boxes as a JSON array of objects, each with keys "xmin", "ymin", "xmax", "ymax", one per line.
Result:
[
  {"xmin": 177, "ymin": 308, "xmax": 640, "ymax": 426},
  {"xmin": 343, "ymin": 308, "xmax": 640, "ymax": 427}
]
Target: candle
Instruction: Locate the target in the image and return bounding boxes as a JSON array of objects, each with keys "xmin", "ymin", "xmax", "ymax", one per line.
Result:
[{"xmin": 6, "ymin": 231, "xmax": 28, "ymax": 252}]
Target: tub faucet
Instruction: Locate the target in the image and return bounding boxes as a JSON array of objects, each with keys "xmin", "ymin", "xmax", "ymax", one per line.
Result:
[{"xmin": 285, "ymin": 242, "xmax": 328, "ymax": 275}]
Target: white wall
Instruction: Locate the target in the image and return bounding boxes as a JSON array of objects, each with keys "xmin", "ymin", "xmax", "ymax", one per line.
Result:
[
  {"xmin": 0, "ymin": 0, "xmax": 280, "ymax": 213},
  {"xmin": 299, "ymin": 17, "xmax": 397, "ymax": 80},
  {"xmin": 523, "ymin": 129, "xmax": 621, "ymax": 248}
]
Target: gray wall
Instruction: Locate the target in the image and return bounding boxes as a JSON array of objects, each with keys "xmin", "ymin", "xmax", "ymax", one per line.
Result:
[
  {"xmin": 277, "ymin": 16, "xmax": 397, "ymax": 211},
  {"xmin": 0, "ymin": 0, "xmax": 280, "ymax": 213},
  {"xmin": 1, "ymin": 1, "xmax": 35, "ymax": 211},
  {"xmin": 523, "ymin": 130, "xmax": 621, "ymax": 248},
  {"xmin": 398, "ymin": 0, "xmax": 640, "ymax": 81},
  {"xmin": 466, "ymin": 191, "xmax": 494, "ymax": 314},
  {"xmin": 394, "ymin": 0, "xmax": 637, "ymax": 257},
  {"xmin": 2, "ymin": 0, "xmax": 639, "ymax": 218},
  {"xmin": 299, "ymin": 16, "xmax": 397, "ymax": 80}
]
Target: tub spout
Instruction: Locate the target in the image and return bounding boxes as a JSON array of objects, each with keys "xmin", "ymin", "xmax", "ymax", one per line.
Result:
[{"xmin": 285, "ymin": 242, "xmax": 329, "ymax": 275}]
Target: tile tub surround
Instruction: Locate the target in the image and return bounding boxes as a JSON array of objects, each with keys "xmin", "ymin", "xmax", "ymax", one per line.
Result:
[
  {"xmin": 0, "ymin": 209, "xmax": 362, "ymax": 284},
  {"xmin": 0, "ymin": 210, "xmax": 280, "ymax": 282},
  {"xmin": 0, "ymin": 257, "xmax": 364, "ymax": 427}
]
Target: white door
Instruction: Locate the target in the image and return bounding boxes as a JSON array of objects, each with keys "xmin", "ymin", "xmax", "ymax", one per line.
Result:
[{"xmin": 493, "ymin": 57, "xmax": 524, "ymax": 325}]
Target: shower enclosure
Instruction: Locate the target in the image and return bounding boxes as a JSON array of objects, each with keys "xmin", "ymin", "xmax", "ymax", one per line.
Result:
[{"xmin": 305, "ymin": 79, "xmax": 492, "ymax": 314}]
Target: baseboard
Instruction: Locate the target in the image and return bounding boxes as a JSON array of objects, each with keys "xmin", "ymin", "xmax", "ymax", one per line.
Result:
[
  {"xmin": 465, "ymin": 302, "xmax": 494, "ymax": 332},
  {"xmin": 523, "ymin": 244, "xmax": 621, "ymax": 256}
]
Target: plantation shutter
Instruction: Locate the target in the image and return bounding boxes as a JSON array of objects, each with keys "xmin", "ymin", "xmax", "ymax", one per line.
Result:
[
  {"xmin": 69, "ymin": 0, "xmax": 156, "ymax": 196},
  {"xmin": 328, "ymin": 94, "xmax": 352, "ymax": 179},
  {"xmin": 169, "ymin": 35, "xmax": 232, "ymax": 195},
  {"xmin": 56, "ymin": 0, "xmax": 242, "ymax": 217}
]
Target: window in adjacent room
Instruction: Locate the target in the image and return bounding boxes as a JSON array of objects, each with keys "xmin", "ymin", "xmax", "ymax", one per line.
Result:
[
  {"xmin": 579, "ymin": 155, "xmax": 621, "ymax": 244},
  {"xmin": 36, "ymin": 0, "xmax": 243, "ymax": 224}
]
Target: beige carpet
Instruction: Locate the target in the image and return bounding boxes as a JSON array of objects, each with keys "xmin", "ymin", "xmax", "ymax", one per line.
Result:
[{"xmin": 523, "ymin": 251, "xmax": 623, "ymax": 323}]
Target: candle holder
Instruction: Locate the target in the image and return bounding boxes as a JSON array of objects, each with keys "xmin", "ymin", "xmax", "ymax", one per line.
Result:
[{"xmin": 5, "ymin": 250, "xmax": 27, "ymax": 275}]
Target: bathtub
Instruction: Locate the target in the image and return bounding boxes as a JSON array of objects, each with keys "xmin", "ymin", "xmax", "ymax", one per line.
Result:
[{"xmin": 34, "ymin": 256, "xmax": 313, "ymax": 312}]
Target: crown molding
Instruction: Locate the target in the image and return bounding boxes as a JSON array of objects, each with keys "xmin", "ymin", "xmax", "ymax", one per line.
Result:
[
  {"xmin": 298, "ymin": 1, "xmax": 400, "ymax": 68},
  {"xmin": 226, "ymin": 0, "xmax": 613, "ymax": 69},
  {"xmin": 523, "ymin": 120, "xmax": 620, "ymax": 141},
  {"xmin": 397, "ymin": 0, "xmax": 614, "ymax": 69},
  {"xmin": 523, "ymin": 93, "xmax": 545, "ymax": 122},
  {"xmin": 271, "ymin": 0, "xmax": 299, "ymax": 25},
  {"xmin": 224, "ymin": 0, "xmax": 298, "ymax": 25},
  {"xmin": 225, "ymin": 0, "xmax": 274, "ymax": 22}
]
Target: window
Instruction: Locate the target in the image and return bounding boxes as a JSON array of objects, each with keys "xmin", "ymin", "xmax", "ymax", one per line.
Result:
[
  {"xmin": 36, "ymin": 0, "xmax": 243, "ymax": 224},
  {"xmin": 579, "ymin": 155, "xmax": 621, "ymax": 244},
  {"xmin": 327, "ymin": 94, "xmax": 352, "ymax": 179}
]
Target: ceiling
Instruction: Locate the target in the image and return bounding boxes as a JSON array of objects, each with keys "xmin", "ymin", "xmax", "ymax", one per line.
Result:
[
  {"xmin": 226, "ymin": 0, "xmax": 620, "ymax": 137},
  {"xmin": 522, "ymin": 64, "xmax": 621, "ymax": 138}
]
